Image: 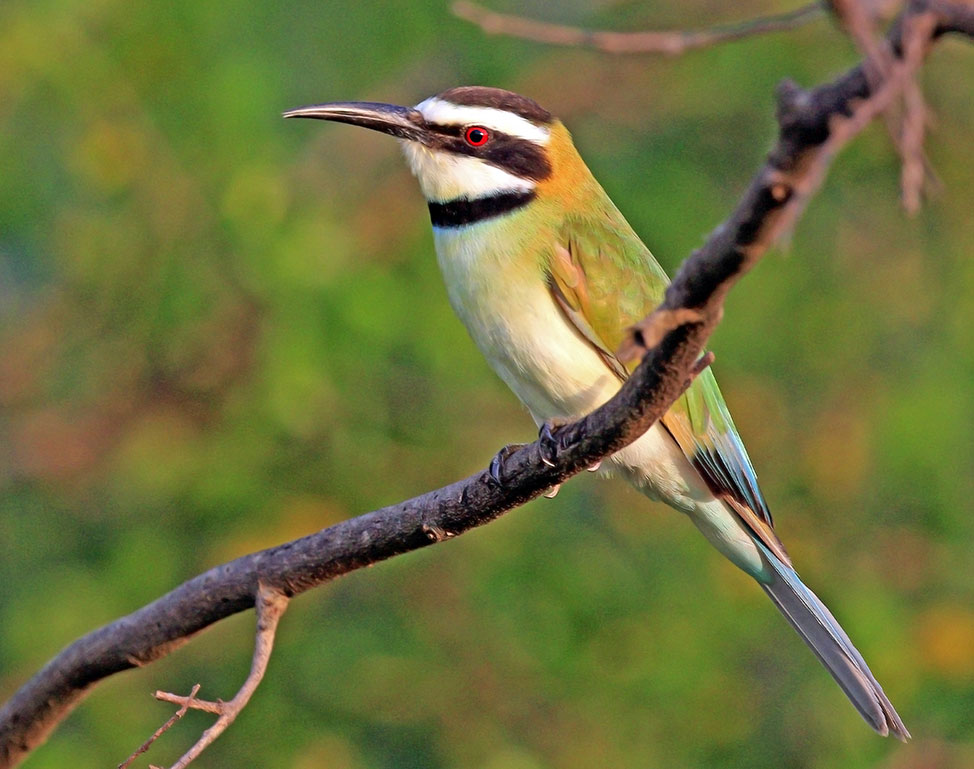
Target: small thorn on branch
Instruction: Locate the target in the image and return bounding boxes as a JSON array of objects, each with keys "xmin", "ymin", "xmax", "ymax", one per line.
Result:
[
  {"xmin": 769, "ymin": 183, "xmax": 791, "ymax": 203},
  {"xmin": 775, "ymin": 78, "xmax": 810, "ymax": 120},
  {"xmin": 617, "ymin": 307, "xmax": 705, "ymax": 364},
  {"xmin": 691, "ymin": 351, "xmax": 716, "ymax": 380}
]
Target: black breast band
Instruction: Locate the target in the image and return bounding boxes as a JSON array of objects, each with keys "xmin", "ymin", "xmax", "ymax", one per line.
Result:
[{"xmin": 429, "ymin": 190, "xmax": 535, "ymax": 228}]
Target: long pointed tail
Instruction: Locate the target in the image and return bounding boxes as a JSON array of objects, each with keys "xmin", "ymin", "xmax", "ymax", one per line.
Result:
[{"xmin": 760, "ymin": 552, "xmax": 910, "ymax": 740}]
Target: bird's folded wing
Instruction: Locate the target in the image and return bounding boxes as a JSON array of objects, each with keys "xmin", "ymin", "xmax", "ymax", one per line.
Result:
[
  {"xmin": 662, "ymin": 372, "xmax": 791, "ymax": 565},
  {"xmin": 547, "ymin": 216, "xmax": 790, "ymax": 566}
]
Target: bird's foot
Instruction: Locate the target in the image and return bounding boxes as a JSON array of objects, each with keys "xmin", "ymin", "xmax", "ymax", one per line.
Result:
[
  {"xmin": 538, "ymin": 418, "xmax": 571, "ymax": 467},
  {"xmin": 487, "ymin": 443, "xmax": 526, "ymax": 487}
]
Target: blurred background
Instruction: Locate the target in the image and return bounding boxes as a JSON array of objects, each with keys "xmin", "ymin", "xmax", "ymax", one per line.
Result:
[{"xmin": 1, "ymin": 0, "xmax": 973, "ymax": 767}]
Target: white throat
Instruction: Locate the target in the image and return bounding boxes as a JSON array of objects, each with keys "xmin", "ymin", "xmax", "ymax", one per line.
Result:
[{"xmin": 399, "ymin": 142, "xmax": 534, "ymax": 204}]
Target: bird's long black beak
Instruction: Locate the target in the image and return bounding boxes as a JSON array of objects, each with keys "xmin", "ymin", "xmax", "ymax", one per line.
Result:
[{"xmin": 283, "ymin": 101, "xmax": 427, "ymax": 142}]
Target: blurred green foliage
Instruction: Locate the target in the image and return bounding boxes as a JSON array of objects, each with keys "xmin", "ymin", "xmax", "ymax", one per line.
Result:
[{"xmin": 1, "ymin": 0, "xmax": 973, "ymax": 767}]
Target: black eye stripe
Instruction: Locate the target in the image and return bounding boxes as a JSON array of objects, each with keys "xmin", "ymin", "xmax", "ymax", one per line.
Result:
[
  {"xmin": 427, "ymin": 122, "xmax": 464, "ymax": 138},
  {"xmin": 480, "ymin": 141, "xmax": 551, "ymax": 182},
  {"xmin": 423, "ymin": 123, "xmax": 552, "ymax": 182}
]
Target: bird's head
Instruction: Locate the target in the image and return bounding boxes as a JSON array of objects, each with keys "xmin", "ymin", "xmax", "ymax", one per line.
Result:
[{"xmin": 285, "ymin": 87, "xmax": 585, "ymax": 212}]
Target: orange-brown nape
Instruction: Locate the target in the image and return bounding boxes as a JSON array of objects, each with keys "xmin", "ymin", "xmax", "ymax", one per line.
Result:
[{"xmin": 535, "ymin": 122, "xmax": 607, "ymax": 214}]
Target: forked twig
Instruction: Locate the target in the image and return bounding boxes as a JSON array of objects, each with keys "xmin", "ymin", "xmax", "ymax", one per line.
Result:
[
  {"xmin": 829, "ymin": 0, "xmax": 938, "ymax": 211},
  {"xmin": 452, "ymin": 0, "xmax": 824, "ymax": 55},
  {"xmin": 125, "ymin": 586, "xmax": 289, "ymax": 769},
  {"xmin": 118, "ymin": 684, "xmax": 201, "ymax": 769}
]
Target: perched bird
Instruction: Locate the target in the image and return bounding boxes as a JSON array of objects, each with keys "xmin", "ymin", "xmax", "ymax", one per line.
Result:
[{"xmin": 285, "ymin": 87, "xmax": 908, "ymax": 739}]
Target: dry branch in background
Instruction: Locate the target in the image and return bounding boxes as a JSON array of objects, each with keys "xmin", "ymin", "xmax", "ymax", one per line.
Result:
[
  {"xmin": 452, "ymin": 0, "xmax": 825, "ymax": 54},
  {"xmin": 2, "ymin": 0, "xmax": 973, "ymax": 767}
]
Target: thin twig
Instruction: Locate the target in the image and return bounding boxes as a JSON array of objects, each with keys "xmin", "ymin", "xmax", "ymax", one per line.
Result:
[
  {"xmin": 452, "ymin": 0, "xmax": 824, "ymax": 55},
  {"xmin": 829, "ymin": 0, "xmax": 938, "ymax": 211},
  {"xmin": 152, "ymin": 693, "xmax": 222, "ymax": 716},
  {"xmin": 148, "ymin": 586, "xmax": 289, "ymax": 769},
  {"xmin": 900, "ymin": 10, "xmax": 938, "ymax": 213},
  {"xmin": 118, "ymin": 684, "xmax": 201, "ymax": 769},
  {"xmin": 830, "ymin": 0, "xmax": 893, "ymax": 78}
]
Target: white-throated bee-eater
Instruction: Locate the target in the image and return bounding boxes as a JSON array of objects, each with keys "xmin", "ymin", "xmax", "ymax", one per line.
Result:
[{"xmin": 285, "ymin": 86, "xmax": 908, "ymax": 739}]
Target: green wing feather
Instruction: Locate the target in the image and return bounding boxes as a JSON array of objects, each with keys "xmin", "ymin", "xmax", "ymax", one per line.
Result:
[{"xmin": 546, "ymin": 205, "xmax": 781, "ymax": 546}]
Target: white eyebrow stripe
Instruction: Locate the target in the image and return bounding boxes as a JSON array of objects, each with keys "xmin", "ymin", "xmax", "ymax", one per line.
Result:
[{"xmin": 415, "ymin": 98, "xmax": 551, "ymax": 145}]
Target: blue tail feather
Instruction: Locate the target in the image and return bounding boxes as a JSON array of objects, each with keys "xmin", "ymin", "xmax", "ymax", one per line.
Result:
[{"xmin": 758, "ymin": 546, "xmax": 910, "ymax": 740}]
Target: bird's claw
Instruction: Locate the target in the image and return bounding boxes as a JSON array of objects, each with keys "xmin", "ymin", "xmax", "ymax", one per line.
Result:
[
  {"xmin": 538, "ymin": 419, "xmax": 569, "ymax": 467},
  {"xmin": 543, "ymin": 483, "xmax": 561, "ymax": 499},
  {"xmin": 487, "ymin": 443, "xmax": 526, "ymax": 487},
  {"xmin": 587, "ymin": 459, "xmax": 602, "ymax": 472}
]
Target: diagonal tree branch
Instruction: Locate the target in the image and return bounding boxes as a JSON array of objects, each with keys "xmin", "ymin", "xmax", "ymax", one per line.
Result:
[{"xmin": 1, "ymin": 1, "xmax": 972, "ymax": 767}]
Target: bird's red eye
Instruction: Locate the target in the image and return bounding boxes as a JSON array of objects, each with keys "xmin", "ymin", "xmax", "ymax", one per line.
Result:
[{"xmin": 464, "ymin": 126, "xmax": 490, "ymax": 146}]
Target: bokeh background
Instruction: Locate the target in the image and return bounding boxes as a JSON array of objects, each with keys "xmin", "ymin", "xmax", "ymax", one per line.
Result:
[{"xmin": 1, "ymin": 0, "xmax": 973, "ymax": 767}]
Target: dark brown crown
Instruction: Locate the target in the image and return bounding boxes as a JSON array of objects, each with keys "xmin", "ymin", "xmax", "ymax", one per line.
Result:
[{"xmin": 436, "ymin": 87, "xmax": 552, "ymax": 125}]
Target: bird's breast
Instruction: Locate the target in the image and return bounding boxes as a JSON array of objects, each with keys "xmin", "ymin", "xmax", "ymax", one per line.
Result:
[{"xmin": 432, "ymin": 219, "xmax": 619, "ymax": 423}]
